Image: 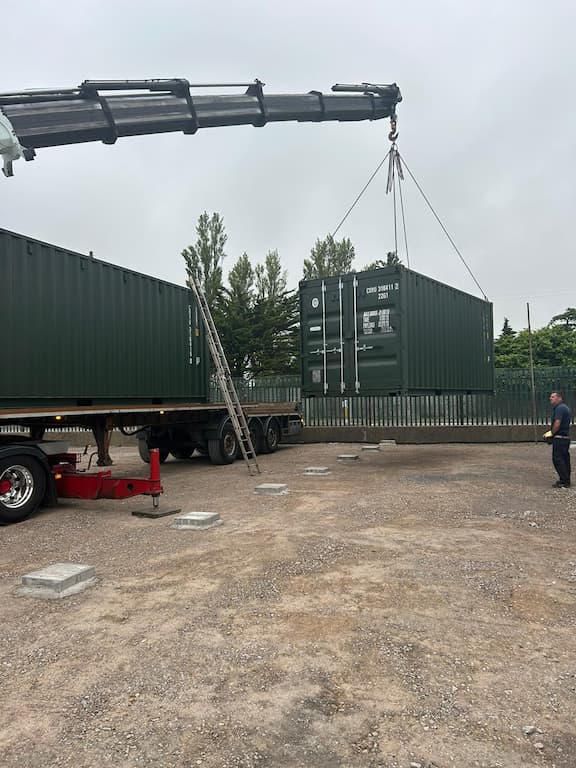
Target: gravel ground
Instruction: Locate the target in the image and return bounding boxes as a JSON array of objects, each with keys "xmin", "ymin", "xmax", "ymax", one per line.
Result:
[{"xmin": 1, "ymin": 441, "xmax": 575, "ymax": 768}]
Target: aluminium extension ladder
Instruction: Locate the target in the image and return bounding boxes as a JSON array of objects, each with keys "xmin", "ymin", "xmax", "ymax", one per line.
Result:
[{"xmin": 188, "ymin": 275, "xmax": 260, "ymax": 476}]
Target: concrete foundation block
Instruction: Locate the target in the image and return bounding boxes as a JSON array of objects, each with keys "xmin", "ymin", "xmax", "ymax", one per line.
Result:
[
  {"xmin": 255, "ymin": 483, "xmax": 288, "ymax": 495},
  {"xmin": 361, "ymin": 444, "xmax": 381, "ymax": 451},
  {"xmin": 303, "ymin": 467, "xmax": 331, "ymax": 475},
  {"xmin": 379, "ymin": 440, "xmax": 397, "ymax": 447},
  {"xmin": 337, "ymin": 454, "xmax": 359, "ymax": 461},
  {"xmin": 172, "ymin": 512, "xmax": 222, "ymax": 530},
  {"xmin": 19, "ymin": 563, "xmax": 96, "ymax": 599}
]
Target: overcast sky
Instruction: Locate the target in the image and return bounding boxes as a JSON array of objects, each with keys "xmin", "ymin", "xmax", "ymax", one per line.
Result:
[{"xmin": 2, "ymin": 0, "xmax": 575, "ymax": 334}]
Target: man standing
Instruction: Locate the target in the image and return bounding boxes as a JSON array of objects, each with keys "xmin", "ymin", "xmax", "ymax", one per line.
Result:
[{"xmin": 546, "ymin": 391, "xmax": 571, "ymax": 488}]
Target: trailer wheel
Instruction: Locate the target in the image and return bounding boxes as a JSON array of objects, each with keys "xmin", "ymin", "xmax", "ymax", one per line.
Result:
[
  {"xmin": 208, "ymin": 423, "xmax": 237, "ymax": 465},
  {"xmin": 261, "ymin": 418, "xmax": 281, "ymax": 454},
  {"xmin": 137, "ymin": 441, "xmax": 169, "ymax": 464},
  {"xmin": 236, "ymin": 418, "xmax": 262, "ymax": 459},
  {"xmin": 0, "ymin": 457, "xmax": 47, "ymax": 525}
]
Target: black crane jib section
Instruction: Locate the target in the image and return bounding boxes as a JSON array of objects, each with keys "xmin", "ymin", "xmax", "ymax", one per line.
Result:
[{"xmin": 0, "ymin": 79, "xmax": 401, "ymax": 176}]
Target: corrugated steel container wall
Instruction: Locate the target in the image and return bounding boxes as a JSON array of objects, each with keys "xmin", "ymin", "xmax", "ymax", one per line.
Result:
[
  {"xmin": 299, "ymin": 265, "xmax": 494, "ymax": 396},
  {"xmin": 1, "ymin": 228, "xmax": 209, "ymax": 407}
]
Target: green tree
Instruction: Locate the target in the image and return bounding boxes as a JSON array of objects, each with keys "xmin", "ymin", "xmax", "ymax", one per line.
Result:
[
  {"xmin": 494, "ymin": 330, "xmax": 526, "ymax": 368},
  {"xmin": 500, "ymin": 317, "xmax": 516, "ymax": 337},
  {"xmin": 182, "ymin": 212, "xmax": 227, "ymax": 307},
  {"xmin": 548, "ymin": 307, "xmax": 576, "ymax": 329},
  {"xmin": 494, "ymin": 317, "xmax": 519, "ymax": 365},
  {"xmin": 302, "ymin": 234, "xmax": 355, "ymax": 279},
  {"xmin": 362, "ymin": 250, "xmax": 402, "ymax": 271},
  {"xmin": 529, "ymin": 325, "xmax": 576, "ymax": 366},
  {"xmin": 253, "ymin": 250, "xmax": 299, "ymax": 375},
  {"xmin": 495, "ymin": 324, "xmax": 576, "ymax": 368},
  {"xmin": 219, "ymin": 253, "xmax": 255, "ymax": 377}
]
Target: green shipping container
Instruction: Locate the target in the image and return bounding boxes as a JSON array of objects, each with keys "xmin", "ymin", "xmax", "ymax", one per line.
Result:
[
  {"xmin": 299, "ymin": 265, "xmax": 494, "ymax": 396},
  {"xmin": 1, "ymin": 228, "xmax": 209, "ymax": 407}
]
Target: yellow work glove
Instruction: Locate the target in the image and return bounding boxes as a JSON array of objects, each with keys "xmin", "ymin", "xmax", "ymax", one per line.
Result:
[{"xmin": 543, "ymin": 430, "xmax": 553, "ymax": 440}]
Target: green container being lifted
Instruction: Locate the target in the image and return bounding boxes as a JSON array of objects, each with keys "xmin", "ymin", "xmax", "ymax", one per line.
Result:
[
  {"xmin": 1, "ymin": 228, "xmax": 209, "ymax": 408},
  {"xmin": 299, "ymin": 265, "xmax": 494, "ymax": 396}
]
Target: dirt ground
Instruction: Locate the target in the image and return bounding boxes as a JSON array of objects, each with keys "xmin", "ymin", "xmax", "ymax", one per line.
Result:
[{"xmin": 1, "ymin": 441, "xmax": 575, "ymax": 768}]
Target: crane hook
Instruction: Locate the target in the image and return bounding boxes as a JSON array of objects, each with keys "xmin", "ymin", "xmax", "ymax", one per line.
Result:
[{"xmin": 388, "ymin": 116, "xmax": 398, "ymax": 142}]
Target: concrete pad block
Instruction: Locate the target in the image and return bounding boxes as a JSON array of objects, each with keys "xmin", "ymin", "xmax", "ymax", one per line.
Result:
[
  {"xmin": 172, "ymin": 512, "xmax": 222, "ymax": 530},
  {"xmin": 303, "ymin": 467, "xmax": 331, "ymax": 475},
  {"xmin": 379, "ymin": 440, "xmax": 397, "ymax": 446},
  {"xmin": 255, "ymin": 483, "xmax": 288, "ymax": 495},
  {"xmin": 19, "ymin": 563, "xmax": 96, "ymax": 599},
  {"xmin": 361, "ymin": 444, "xmax": 380, "ymax": 451},
  {"xmin": 337, "ymin": 454, "xmax": 359, "ymax": 461}
]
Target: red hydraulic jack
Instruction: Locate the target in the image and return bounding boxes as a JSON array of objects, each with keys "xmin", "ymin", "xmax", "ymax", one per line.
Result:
[{"xmin": 52, "ymin": 448, "xmax": 165, "ymax": 513}]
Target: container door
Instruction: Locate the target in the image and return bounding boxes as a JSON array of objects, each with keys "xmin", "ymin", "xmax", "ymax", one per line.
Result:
[
  {"xmin": 300, "ymin": 278, "xmax": 346, "ymax": 395},
  {"xmin": 347, "ymin": 271, "xmax": 403, "ymax": 394}
]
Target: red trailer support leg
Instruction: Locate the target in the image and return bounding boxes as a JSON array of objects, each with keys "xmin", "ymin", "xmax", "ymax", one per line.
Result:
[{"xmin": 53, "ymin": 448, "xmax": 163, "ymax": 507}]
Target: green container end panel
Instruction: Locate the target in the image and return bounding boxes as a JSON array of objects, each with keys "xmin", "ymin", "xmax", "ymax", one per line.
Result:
[
  {"xmin": 299, "ymin": 266, "xmax": 494, "ymax": 396},
  {"xmin": 1, "ymin": 229, "xmax": 210, "ymax": 407}
]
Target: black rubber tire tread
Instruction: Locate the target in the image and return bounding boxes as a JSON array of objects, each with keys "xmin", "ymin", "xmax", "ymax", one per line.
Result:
[
  {"xmin": 261, "ymin": 418, "xmax": 281, "ymax": 454},
  {"xmin": 138, "ymin": 440, "xmax": 151, "ymax": 463},
  {"xmin": 137, "ymin": 441, "xmax": 168, "ymax": 464},
  {"xmin": 236, "ymin": 419, "xmax": 262, "ymax": 459},
  {"xmin": 0, "ymin": 456, "xmax": 46, "ymax": 525},
  {"xmin": 249, "ymin": 419, "xmax": 264, "ymax": 456},
  {"xmin": 208, "ymin": 424, "xmax": 237, "ymax": 465}
]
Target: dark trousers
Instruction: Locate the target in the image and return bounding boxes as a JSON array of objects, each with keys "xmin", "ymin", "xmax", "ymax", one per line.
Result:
[{"xmin": 552, "ymin": 438, "xmax": 571, "ymax": 485}]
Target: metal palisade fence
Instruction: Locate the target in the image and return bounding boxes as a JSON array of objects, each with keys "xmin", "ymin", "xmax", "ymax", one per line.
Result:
[
  {"xmin": 2, "ymin": 368, "xmax": 574, "ymax": 435},
  {"xmin": 210, "ymin": 368, "xmax": 576, "ymax": 427}
]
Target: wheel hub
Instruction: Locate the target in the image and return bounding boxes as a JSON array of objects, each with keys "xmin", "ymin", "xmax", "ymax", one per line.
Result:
[
  {"xmin": 0, "ymin": 479, "xmax": 12, "ymax": 495},
  {"xmin": 0, "ymin": 465, "xmax": 34, "ymax": 508}
]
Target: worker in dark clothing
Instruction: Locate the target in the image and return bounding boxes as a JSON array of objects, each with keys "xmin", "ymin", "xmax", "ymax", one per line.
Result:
[{"xmin": 544, "ymin": 391, "xmax": 571, "ymax": 487}]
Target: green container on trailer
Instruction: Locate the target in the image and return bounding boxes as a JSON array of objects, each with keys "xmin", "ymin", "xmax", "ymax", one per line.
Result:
[
  {"xmin": 1, "ymin": 228, "xmax": 209, "ymax": 407},
  {"xmin": 299, "ymin": 265, "xmax": 494, "ymax": 396}
]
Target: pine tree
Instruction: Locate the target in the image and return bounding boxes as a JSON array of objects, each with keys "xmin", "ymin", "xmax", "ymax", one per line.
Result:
[
  {"xmin": 302, "ymin": 235, "xmax": 355, "ymax": 279},
  {"xmin": 219, "ymin": 253, "xmax": 255, "ymax": 377},
  {"xmin": 181, "ymin": 212, "xmax": 227, "ymax": 308},
  {"xmin": 253, "ymin": 251, "xmax": 299, "ymax": 375},
  {"xmin": 500, "ymin": 318, "xmax": 516, "ymax": 337}
]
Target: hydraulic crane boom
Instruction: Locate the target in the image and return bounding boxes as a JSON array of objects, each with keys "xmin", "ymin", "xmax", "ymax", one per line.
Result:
[{"xmin": 0, "ymin": 78, "xmax": 401, "ymax": 176}]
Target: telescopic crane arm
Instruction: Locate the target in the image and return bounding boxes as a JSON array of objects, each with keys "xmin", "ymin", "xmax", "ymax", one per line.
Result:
[{"xmin": 0, "ymin": 78, "xmax": 401, "ymax": 177}]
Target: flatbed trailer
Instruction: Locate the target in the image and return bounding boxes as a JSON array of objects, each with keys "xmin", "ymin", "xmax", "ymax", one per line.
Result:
[{"xmin": 0, "ymin": 400, "xmax": 303, "ymax": 524}]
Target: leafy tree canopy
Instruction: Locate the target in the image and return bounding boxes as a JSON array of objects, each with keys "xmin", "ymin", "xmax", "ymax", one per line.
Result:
[
  {"xmin": 500, "ymin": 317, "xmax": 516, "ymax": 337},
  {"xmin": 548, "ymin": 307, "xmax": 576, "ymax": 329},
  {"xmin": 182, "ymin": 211, "xmax": 227, "ymax": 308},
  {"xmin": 302, "ymin": 234, "xmax": 355, "ymax": 279},
  {"xmin": 362, "ymin": 250, "xmax": 402, "ymax": 271}
]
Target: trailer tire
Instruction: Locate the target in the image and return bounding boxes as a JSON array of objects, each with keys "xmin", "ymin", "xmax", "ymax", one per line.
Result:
[
  {"xmin": 137, "ymin": 441, "xmax": 169, "ymax": 464},
  {"xmin": 261, "ymin": 418, "xmax": 281, "ymax": 454},
  {"xmin": 236, "ymin": 418, "xmax": 262, "ymax": 459},
  {"xmin": 208, "ymin": 423, "xmax": 237, "ymax": 465},
  {"xmin": 0, "ymin": 456, "xmax": 47, "ymax": 525}
]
